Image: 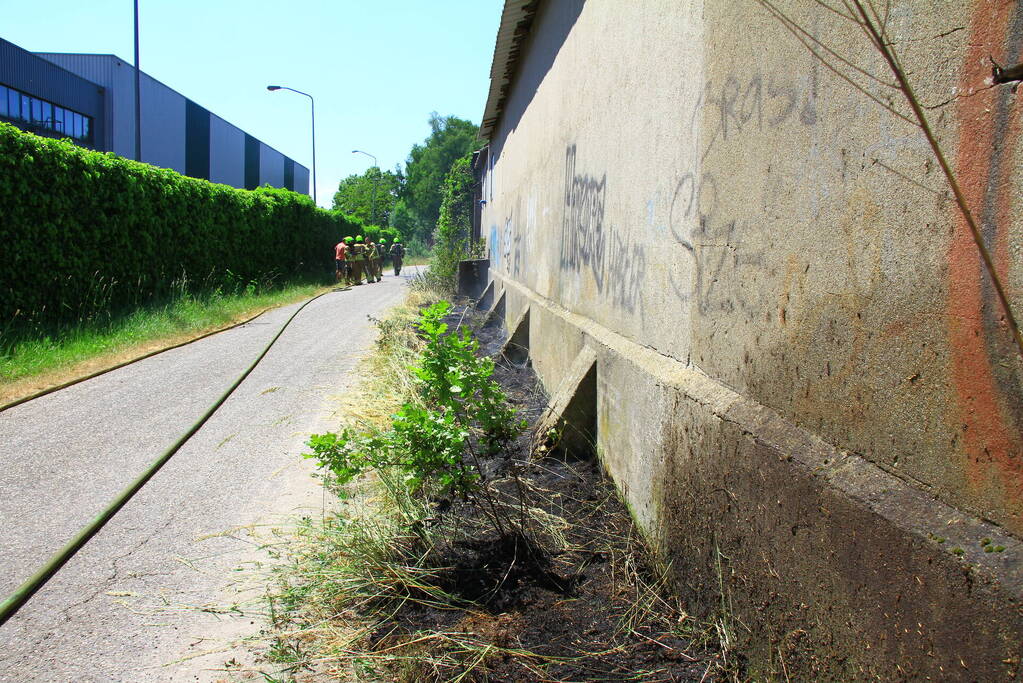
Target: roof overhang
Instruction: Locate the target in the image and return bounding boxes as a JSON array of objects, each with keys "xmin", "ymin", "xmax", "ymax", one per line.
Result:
[{"xmin": 479, "ymin": 0, "xmax": 541, "ymax": 140}]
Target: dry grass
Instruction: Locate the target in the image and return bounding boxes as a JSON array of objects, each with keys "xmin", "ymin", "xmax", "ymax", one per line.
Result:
[{"xmin": 255, "ymin": 280, "xmax": 450, "ymax": 681}]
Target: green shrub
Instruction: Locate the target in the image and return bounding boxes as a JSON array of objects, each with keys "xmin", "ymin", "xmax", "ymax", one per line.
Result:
[
  {"xmin": 0, "ymin": 122, "xmax": 361, "ymax": 327},
  {"xmin": 305, "ymin": 301, "xmax": 526, "ymax": 525}
]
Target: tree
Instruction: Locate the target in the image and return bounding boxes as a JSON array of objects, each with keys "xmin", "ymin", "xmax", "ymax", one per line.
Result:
[
  {"xmin": 332, "ymin": 167, "xmax": 400, "ymax": 228},
  {"xmin": 400, "ymin": 113, "xmax": 480, "ymax": 246},
  {"xmin": 389, "ymin": 197, "xmax": 420, "ymax": 250}
]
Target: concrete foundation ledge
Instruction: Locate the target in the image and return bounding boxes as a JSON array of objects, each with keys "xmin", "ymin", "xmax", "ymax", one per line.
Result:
[{"xmin": 489, "ymin": 272, "xmax": 1023, "ymax": 681}]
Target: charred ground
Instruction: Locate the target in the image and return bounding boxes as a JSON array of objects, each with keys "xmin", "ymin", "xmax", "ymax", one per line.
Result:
[{"xmin": 356, "ymin": 302, "xmax": 726, "ymax": 682}]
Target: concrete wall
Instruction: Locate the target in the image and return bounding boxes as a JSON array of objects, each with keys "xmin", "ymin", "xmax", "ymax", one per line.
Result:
[{"xmin": 481, "ymin": 0, "xmax": 1023, "ymax": 677}]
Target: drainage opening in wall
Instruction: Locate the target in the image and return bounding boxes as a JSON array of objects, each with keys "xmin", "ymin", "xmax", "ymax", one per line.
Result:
[
  {"xmin": 483, "ymin": 289, "xmax": 506, "ymax": 333},
  {"xmin": 475, "ymin": 280, "xmax": 495, "ymax": 312},
  {"xmin": 502, "ymin": 307, "xmax": 530, "ymax": 368},
  {"xmin": 537, "ymin": 347, "xmax": 598, "ymax": 462}
]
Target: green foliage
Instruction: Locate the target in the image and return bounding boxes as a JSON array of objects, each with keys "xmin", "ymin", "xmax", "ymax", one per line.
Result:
[
  {"xmin": 331, "ymin": 166, "xmax": 400, "ymax": 229},
  {"xmin": 388, "ymin": 198, "xmax": 419, "ymax": 248},
  {"xmin": 399, "ymin": 113, "xmax": 480, "ymax": 246},
  {"xmin": 305, "ymin": 301, "xmax": 525, "ymax": 503},
  {"xmin": 413, "ymin": 299, "xmax": 523, "ymax": 453},
  {"xmin": 428, "ymin": 153, "xmax": 475, "ymax": 292},
  {"xmin": 0, "ymin": 122, "xmax": 359, "ymax": 328}
]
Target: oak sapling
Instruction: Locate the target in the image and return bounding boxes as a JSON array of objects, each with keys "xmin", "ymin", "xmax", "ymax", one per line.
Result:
[{"xmin": 305, "ymin": 301, "xmax": 526, "ymax": 534}]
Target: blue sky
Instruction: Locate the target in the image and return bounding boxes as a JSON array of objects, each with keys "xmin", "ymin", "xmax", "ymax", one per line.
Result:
[{"xmin": 3, "ymin": 0, "xmax": 503, "ymax": 206}]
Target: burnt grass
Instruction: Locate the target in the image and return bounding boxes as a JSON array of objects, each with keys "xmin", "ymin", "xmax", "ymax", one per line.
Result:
[{"xmin": 360, "ymin": 301, "xmax": 724, "ymax": 682}]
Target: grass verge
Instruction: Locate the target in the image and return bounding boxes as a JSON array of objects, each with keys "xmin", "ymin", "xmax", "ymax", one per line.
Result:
[{"xmin": 0, "ymin": 273, "xmax": 331, "ymax": 406}]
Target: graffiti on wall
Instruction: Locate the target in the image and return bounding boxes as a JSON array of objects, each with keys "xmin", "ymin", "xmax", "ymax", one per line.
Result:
[
  {"xmin": 560, "ymin": 144, "xmax": 608, "ymax": 286},
  {"xmin": 662, "ymin": 67, "xmax": 819, "ymax": 317},
  {"xmin": 504, "ymin": 214, "xmax": 524, "ymax": 277},
  {"xmin": 665, "ymin": 171, "xmax": 764, "ymax": 317},
  {"xmin": 950, "ymin": 3, "xmax": 1023, "ymax": 510},
  {"xmin": 695, "ymin": 67, "xmax": 818, "ymax": 146},
  {"xmin": 558, "ymin": 145, "xmax": 646, "ymax": 314},
  {"xmin": 489, "ymin": 223, "xmax": 499, "ymax": 267},
  {"xmin": 491, "ymin": 213, "xmax": 525, "ymax": 278}
]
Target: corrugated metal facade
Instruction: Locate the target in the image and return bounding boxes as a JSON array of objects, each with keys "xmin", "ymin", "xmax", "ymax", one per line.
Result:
[
  {"xmin": 258, "ymin": 141, "xmax": 284, "ymax": 189},
  {"xmin": 0, "ymin": 39, "xmax": 106, "ymax": 149},
  {"xmin": 244, "ymin": 134, "xmax": 260, "ymax": 190},
  {"xmin": 21, "ymin": 47, "xmax": 308, "ymax": 195},
  {"xmin": 32, "ymin": 52, "xmax": 127, "ymax": 156},
  {"xmin": 185, "ymin": 99, "xmax": 211, "ymax": 180},
  {"xmin": 293, "ymin": 164, "xmax": 310, "ymax": 196},
  {"xmin": 210, "ymin": 114, "xmax": 245, "ymax": 189},
  {"xmin": 140, "ymin": 72, "xmax": 186, "ymax": 173}
]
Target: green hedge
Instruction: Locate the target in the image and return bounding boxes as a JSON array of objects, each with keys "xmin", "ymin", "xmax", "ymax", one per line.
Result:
[{"xmin": 0, "ymin": 122, "xmax": 363, "ymax": 326}]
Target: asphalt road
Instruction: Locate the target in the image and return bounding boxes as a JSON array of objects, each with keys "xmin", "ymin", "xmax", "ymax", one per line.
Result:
[{"xmin": 0, "ymin": 267, "xmax": 418, "ymax": 682}]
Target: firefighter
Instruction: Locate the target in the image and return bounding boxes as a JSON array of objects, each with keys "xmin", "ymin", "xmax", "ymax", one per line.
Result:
[
  {"xmin": 343, "ymin": 236, "xmax": 355, "ymax": 284},
  {"xmin": 367, "ymin": 240, "xmax": 382, "ymax": 283},
  {"xmin": 378, "ymin": 238, "xmax": 389, "ymax": 275},
  {"xmin": 351, "ymin": 235, "xmax": 366, "ymax": 285},
  {"xmin": 390, "ymin": 239, "xmax": 406, "ymax": 276}
]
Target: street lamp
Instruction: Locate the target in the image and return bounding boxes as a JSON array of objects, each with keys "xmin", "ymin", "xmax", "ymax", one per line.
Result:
[
  {"xmin": 133, "ymin": 0, "xmax": 142, "ymax": 162},
  {"xmin": 352, "ymin": 149, "xmax": 379, "ymax": 226},
  {"xmin": 267, "ymin": 85, "xmax": 317, "ymax": 205}
]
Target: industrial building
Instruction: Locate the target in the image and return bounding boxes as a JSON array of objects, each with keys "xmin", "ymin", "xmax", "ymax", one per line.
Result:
[{"xmin": 0, "ymin": 36, "xmax": 308, "ymax": 194}]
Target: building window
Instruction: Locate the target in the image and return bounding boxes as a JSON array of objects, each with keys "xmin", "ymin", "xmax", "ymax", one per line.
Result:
[
  {"xmin": 0, "ymin": 83, "xmax": 93, "ymax": 144},
  {"xmin": 52, "ymin": 105, "xmax": 65, "ymax": 133},
  {"xmin": 8, "ymin": 88, "xmax": 19, "ymax": 119}
]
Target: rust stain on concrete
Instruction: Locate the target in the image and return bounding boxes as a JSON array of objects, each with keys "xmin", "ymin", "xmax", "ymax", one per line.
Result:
[{"xmin": 949, "ymin": 0, "xmax": 1023, "ymax": 524}]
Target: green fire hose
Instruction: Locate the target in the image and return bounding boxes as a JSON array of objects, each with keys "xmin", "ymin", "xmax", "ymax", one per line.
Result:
[{"xmin": 0, "ymin": 290, "xmax": 333, "ymax": 626}]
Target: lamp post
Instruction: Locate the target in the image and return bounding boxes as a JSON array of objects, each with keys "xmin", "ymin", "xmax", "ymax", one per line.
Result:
[
  {"xmin": 267, "ymin": 85, "xmax": 317, "ymax": 205},
  {"xmin": 352, "ymin": 149, "xmax": 379, "ymax": 226},
  {"xmin": 133, "ymin": 0, "xmax": 141, "ymax": 162}
]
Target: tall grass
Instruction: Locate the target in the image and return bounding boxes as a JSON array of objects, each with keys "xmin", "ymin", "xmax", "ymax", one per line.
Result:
[{"xmin": 0, "ymin": 270, "xmax": 329, "ymax": 387}]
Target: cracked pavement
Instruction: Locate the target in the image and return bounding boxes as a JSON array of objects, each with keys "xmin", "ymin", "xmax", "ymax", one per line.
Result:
[{"xmin": 0, "ymin": 269, "xmax": 418, "ymax": 682}]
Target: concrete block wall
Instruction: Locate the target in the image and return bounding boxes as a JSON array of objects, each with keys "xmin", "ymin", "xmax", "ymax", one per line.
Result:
[{"xmin": 480, "ymin": 0, "xmax": 1023, "ymax": 677}]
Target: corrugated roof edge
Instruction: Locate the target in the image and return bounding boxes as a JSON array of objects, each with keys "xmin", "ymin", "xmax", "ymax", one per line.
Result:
[
  {"xmin": 0, "ymin": 40, "xmax": 107, "ymax": 94},
  {"xmin": 478, "ymin": 0, "xmax": 540, "ymax": 140}
]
